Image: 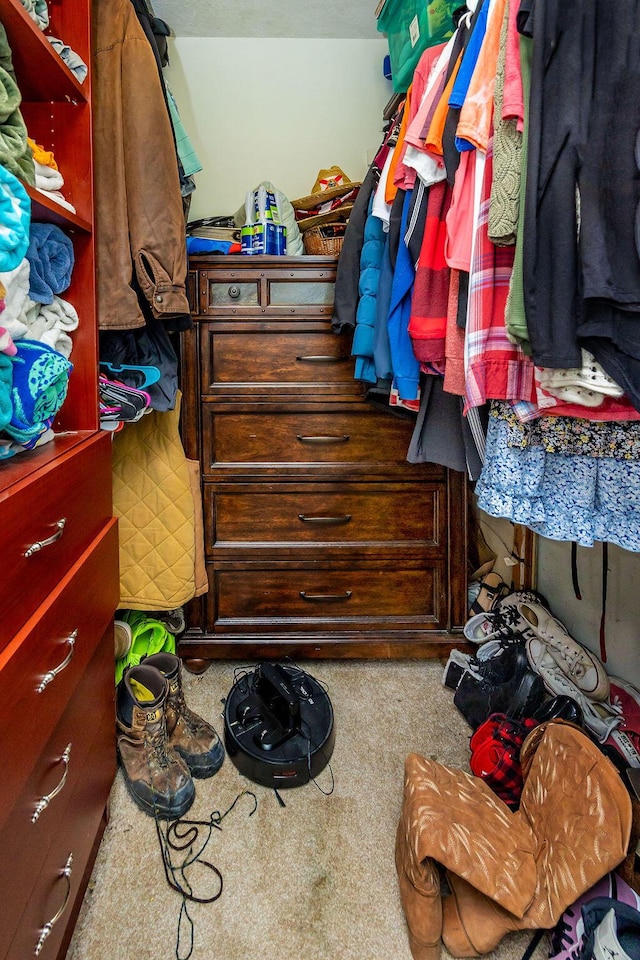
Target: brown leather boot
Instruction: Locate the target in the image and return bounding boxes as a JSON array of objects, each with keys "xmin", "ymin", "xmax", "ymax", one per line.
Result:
[
  {"xmin": 395, "ymin": 816, "xmax": 442, "ymax": 960},
  {"xmin": 116, "ymin": 663, "xmax": 195, "ymax": 819},
  {"xmin": 144, "ymin": 652, "xmax": 225, "ymax": 779}
]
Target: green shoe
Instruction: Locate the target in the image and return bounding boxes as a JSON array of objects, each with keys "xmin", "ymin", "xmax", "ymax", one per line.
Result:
[{"xmin": 115, "ymin": 610, "xmax": 176, "ymax": 684}]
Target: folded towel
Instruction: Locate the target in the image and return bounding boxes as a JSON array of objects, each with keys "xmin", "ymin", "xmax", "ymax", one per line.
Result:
[
  {"xmin": 5, "ymin": 338, "xmax": 72, "ymax": 442},
  {"xmin": 34, "ymin": 159, "xmax": 64, "ymax": 191},
  {"xmin": 22, "ymin": 295, "xmax": 79, "ymax": 358},
  {"xmin": 35, "ymin": 187, "xmax": 76, "ymax": 214},
  {"xmin": 0, "ymin": 166, "xmax": 30, "ymax": 273},
  {"xmin": 47, "ymin": 37, "xmax": 88, "ymax": 83},
  {"xmin": 0, "ymin": 258, "xmax": 30, "ymax": 337},
  {"xmin": 26, "ymin": 222, "xmax": 74, "ymax": 303},
  {"xmin": 18, "ymin": 0, "xmax": 49, "ymax": 30},
  {"xmin": 0, "ymin": 63, "xmax": 21, "ymax": 123}
]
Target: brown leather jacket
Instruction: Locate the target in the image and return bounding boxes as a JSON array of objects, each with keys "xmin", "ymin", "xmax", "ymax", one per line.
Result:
[{"xmin": 92, "ymin": 0, "xmax": 190, "ymax": 330}]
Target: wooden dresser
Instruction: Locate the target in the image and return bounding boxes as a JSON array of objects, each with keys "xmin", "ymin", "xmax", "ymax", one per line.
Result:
[
  {"xmin": 179, "ymin": 254, "xmax": 467, "ymax": 666},
  {"xmin": 0, "ymin": 2, "xmax": 118, "ymax": 958}
]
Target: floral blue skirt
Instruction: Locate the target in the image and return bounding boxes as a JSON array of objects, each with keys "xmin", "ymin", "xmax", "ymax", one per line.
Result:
[{"xmin": 475, "ymin": 406, "xmax": 640, "ymax": 552}]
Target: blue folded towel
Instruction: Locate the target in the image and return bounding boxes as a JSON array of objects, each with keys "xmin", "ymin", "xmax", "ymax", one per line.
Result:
[
  {"xmin": 5, "ymin": 338, "xmax": 72, "ymax": 442},
  {"xmin": 186, "ymin": 236, "xmax": 236, "ymax": 255},
  {"xmin": 0, "ymin": 350, "xmax": 12, "ymax": 431},
  {"xmin": 26, "ymin": 222, "xmax": 74, "ymax": 303},
  {"xmin": 0, "ymin": 163, "xmax": 30, "ymax": 272}
]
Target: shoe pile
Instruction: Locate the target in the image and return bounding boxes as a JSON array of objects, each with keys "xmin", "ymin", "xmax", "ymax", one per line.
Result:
[
  {"xmin": 454, "ymin": 593, "xmax": 627, "ymax": 747},
  {"xmin": 116, "ymin": 652, "xmax": 224, "ymax": 819}
]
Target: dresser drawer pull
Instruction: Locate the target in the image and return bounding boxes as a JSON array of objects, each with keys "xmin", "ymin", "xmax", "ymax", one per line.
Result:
[
  {"xmin": 32, "ymin": 744, "xmax": 72, "ymax": 823},
  {"xmin": 299, "ymin": 590, "xmax": 353, "ymax": 602},
  {"xmin": 298, "ymin": 514, "xmax": 352, "ymax": 526},
  {"xmin": 34, "ymin": 853, "xmax": 73, "ymax": 956},
  {"xmin": 24, "ymin": 518, "xmax": 67, "ymax": 557},
  {"xmin": 37, "ymin": 631, "xmax": 77, "ymax": 693},
  {"xmin": 296, "ymin": 434, "xmax": 350, "ymax": 444},
  {"xmin": 295, "ymin": 355, "xmax": 350, "ymax": 363},
  {"xmin": 227, "ymin": 284, "xmax": 241, "ymax": 298}
]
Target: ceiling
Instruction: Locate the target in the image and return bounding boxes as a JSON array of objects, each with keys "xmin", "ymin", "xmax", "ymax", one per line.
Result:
[{"xmin": 150, "ymin": 0, "xmax": 381, "ymax": 40}]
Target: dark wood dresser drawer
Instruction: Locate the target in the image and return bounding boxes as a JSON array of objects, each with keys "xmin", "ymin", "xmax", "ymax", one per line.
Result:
[
  {"xmin": 0, "ymin": 431, "xmax": 114, "ymax": 651},
  {"xmin": 197, "ymin": 256, "xmax": 337, "ymax": 317},
  {"xmin": 0, "ymin": 637, "xmax": 115, "ymax": 958},
  {"xmin": 0, "ymin": 519, "xmax": 119, "ymax": 827},
  {"xmin": 200, "ymin": 323, "xmax": 360, "ymax": 396},
  {"xmin": 207, "ymin": 558, "xmax": 446, "ymax": 632},
  {"xmin": 202, "ymin": 402, "xmax": 426, "ymax": 478},
  {"xmin": 204, "ymin": 480, "xmax": 447, "ymax": 556}
]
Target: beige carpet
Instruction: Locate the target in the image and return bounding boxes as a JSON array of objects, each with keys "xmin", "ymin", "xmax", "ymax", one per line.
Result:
[{"xmin": 66, "ymin": 660, "xmax": 549, "ymax": 960}]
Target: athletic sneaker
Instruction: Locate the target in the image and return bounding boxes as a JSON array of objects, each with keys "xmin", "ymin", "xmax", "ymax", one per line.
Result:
[
  {"xmin": 580, "ymin": 897, "xmax": 640, "ymax": 960},
  {"xmin": 605, "ymin": 676, "xmax": 640, "ymax": 768},
  {"xmin": 549, "ymin": 873, "xmax": 640, "ymax": 960}
]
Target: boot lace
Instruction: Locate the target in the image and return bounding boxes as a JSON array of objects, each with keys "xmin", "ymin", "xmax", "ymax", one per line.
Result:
[{"xmin": 146, "ymin": 722, "xmax": 174, "ymax": 771}]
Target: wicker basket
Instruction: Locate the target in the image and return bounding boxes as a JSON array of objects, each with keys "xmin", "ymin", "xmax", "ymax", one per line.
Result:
[{"xmin": 303, "ymin": 222, "xmax": 348, "ymax": 256}]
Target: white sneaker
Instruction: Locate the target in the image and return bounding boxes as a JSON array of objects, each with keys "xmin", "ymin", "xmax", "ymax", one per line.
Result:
[
  {"xmin": 518, "ymin": 601, "xmax": 610, "ymax": 701},
  {"xmin": 525, "ymin": 638, "xmax": 621, "ymax": 742}
]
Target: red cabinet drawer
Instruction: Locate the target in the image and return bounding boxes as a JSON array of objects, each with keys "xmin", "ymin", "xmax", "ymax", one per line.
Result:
[
  {"xmin": 0, "ymin": 432, "xmax": 114, "ymax": 650},
  {"xmin": 0, "ymin": 519, "xmax": 118, "ymax": 828},
  {"xmin": 0, "ymin": 636, "xmax": 115, "ymax": 957}
]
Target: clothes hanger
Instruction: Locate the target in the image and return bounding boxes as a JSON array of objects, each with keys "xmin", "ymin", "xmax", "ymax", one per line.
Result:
[{"xmin": 99, "ymin": 360, "xmax": 161, "ymax": 388}]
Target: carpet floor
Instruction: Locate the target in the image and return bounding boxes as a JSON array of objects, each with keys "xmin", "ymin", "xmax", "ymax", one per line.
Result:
[{"xmin": 65, "ymin": 659, "xmax": 549, "ymax": 960}]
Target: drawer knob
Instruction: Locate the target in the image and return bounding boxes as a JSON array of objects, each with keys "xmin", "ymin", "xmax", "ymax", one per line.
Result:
[
  {"xmin": 295, "ymin": 355, "xmax": 350, "ymax": 363},
  {"xmin": 298, "ymin": 514, "xmax": 352, "ymax": 526},
  {"xmin": 24, "ymin": 517, "xmax": 67, "ymax": 557},
  {"xmin": 34, "ymin": 853, "xmax": 73, "ymax": 956},
  {"xmin": 296, "ymin": 434, "xmax": 350, "ymax": 445},
  {"xmin": 32, "ymin": 744, "xmax": 72, "ymax": 823},
  {"xmin": 299, "ymin": 590, "xmax": 353, "ymax": 602},
  {"xmin": 228, "ymin": 284, "xmax": 241, "ymax": 299},
  {"xmin": 37, "ymin": 631, "xmax": 77, "ymax": 693}
]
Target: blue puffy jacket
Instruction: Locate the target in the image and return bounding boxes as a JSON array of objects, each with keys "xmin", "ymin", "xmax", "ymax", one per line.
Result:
[{"xmin": 351, "ymin": 197, "xmax": 386, "ymax": 383}]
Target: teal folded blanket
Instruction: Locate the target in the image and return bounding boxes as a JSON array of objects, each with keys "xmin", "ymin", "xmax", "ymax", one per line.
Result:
[{"xmin": 4, "ymin": 338, "xmax": 72, "ymax": 443}]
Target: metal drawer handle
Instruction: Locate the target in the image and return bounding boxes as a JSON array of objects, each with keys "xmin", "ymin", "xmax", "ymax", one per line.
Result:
[
  {"xmin": 37, "ymin": 631, "xmax": 77, "ymax": 693},
  {"xmin": 296, "ymin": 434, "xmax": 350, "ymax": 444},
  {"xmin": 228, "ymin": 284, "xmax": 240, "ymax": 299},
  {"xmin": 299, "ymin": 590, "xmax": 353, "ymax": 602},
  {"xmin": 295, "ymin": 355, "xmax": 350, "ymax": 363},
  {"xmin": 298, "ymin": 514, "xmax": 352, "ymax": 526},
  {"xmin": 32, "ymin": 744, "xmax": 72, "ymax": 823},
  {"xmin": 34, "ymin": 853, "xmax": 73, "ymax": 956},
  {"xmin": 24, "ymin": 518, "xmax": 67, "ymax": 557}
]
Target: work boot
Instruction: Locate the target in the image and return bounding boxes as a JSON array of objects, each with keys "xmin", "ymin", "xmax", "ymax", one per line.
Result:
[
  {"xmin": 143, "ymin": 652, "xmax": 225, "ymax": 779},
  {"xmin": 116, "ymin": 663, "xmax": 195, "ymax": 819}
]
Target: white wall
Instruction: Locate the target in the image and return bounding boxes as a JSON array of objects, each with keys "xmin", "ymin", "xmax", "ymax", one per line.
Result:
[
  {"xmin": 164, "ymin": 37, "xmax": 392, "ymax": 221},
  {"xmin": 537, "ymin": 539, "xmax": 640, "ymax": 688}
]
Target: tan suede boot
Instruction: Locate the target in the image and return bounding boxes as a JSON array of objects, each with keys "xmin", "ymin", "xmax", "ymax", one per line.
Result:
[
  {"xmin": 440, "ymin": 723, "xmax": 632, "ymax": 956},
  {"xmin": 395, "ymin": 817, "xmax": 442, "ymax": 960}
]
